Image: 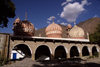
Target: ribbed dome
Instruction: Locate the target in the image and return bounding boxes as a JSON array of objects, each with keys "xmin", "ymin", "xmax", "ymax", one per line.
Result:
[
  {"xmin": 69, "ymin": 25, "xmax": 85, "ymax": 39},
  {"xmin": 45, "ymin": 22, "xmax": 62, "ymax": 38}
]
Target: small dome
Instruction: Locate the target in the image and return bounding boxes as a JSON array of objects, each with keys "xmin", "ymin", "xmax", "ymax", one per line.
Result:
[
  {"xmin": 15, "ymin": 17, "xmax": 20, "ymax": 23},
  {"xmin": 69, "ymin": 25, "xmax": 85, "ymax": 39},
  {"xmin": 45, "ymin": 22, "xmax": 62, "ymax": 38},
  {"xmin": 67, "ymin": 24, "xmax": 72, "ymax": 29}
]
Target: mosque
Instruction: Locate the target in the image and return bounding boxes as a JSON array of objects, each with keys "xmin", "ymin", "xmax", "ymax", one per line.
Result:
[{"xmin": 0, "ymin": 17, "xmax": 100, "ymax": 61}]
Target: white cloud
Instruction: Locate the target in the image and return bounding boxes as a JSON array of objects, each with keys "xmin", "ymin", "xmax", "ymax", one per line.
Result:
[
  {"xmin": 57, "ymin": 20, "xmax": 60, "ymax": 22},
  {"xmin": 47, "ymin": 21, "xmax": 51, "ymax": 24},
  {"xmin": 60, "ymin": 22, "xmax": 67, "ymax": 25},
  {"xmin": 60, "ymin": 0, "xmax": 89, "ymax": 23},
  {"xmin": 47, "ymin": 16, "xmax": 56, "ymax": 21},
  {"xmin": 61, "ymin": 2, "xmax": 67, "ymax": 6},
  {"xmin": 81, "ymin": 0, "xmax": 88, "ymax": 6},
  {"xmin": 61, "ymin": 0, "xmax": 73, "ymax": 6}
]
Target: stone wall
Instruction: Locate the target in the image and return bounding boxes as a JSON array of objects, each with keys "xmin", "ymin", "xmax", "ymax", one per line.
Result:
[{"xmin": 0, "ymin": 33, "xmax": 10, "ymax": 60}]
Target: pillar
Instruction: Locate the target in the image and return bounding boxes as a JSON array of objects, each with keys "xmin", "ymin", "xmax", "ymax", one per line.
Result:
[
  {"xmin": 98, "ymin": 52, "xmax": 100, "ymax": 58},
  {"xmin": 32, "ymin": 54, "xmax": 35, "ymax": 60},
  {"xmin": 89, "ymin": 52, "xmax": 92, "ymax": 56},
  {"xmin": 67, "ymin": 53, "xmax": 70, "ymax": 58},
  {"xmin": 50, "ymin": 54, "xmax": 54, "ymax": 60},
  {"xmin": 79, "ymin": 52, "xmax": 82, "ymax": 58}
]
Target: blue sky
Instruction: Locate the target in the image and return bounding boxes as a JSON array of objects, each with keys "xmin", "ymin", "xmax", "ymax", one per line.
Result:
[{"xmin": 0, "ymin": 0, "xmax": 100, "ymax": 33}]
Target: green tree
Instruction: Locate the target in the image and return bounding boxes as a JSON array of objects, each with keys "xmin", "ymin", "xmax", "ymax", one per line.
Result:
[
  {"xmin": 0, "ymin": 0, "xmax": 15, "ymax": 27},
  {"xmin": 90, "ymin": 24, "xmax": 100, "ymax": 44}
]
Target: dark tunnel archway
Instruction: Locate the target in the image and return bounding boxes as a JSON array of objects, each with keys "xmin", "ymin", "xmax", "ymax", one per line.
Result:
[
  {"xmin": 70, "ymin": 46, "xmax": 79, "ymax": 58},
  {"xmin": 35, "ymin": 45, "xmax": 51, "ymax": 60},
  {"xmin": 54, "ymin": 46, "xmax": 67, "ymax": 60},
  {"xmin": 82, "ymin": 46, "xmax": 89, "ymax": 56},
  {"xmin": 13, "ymin": 44, "xmax": 32, "ymax": 58},
  {"xmin": 92, "ymin": 46, "xmax": 99, "ymax": 57}
]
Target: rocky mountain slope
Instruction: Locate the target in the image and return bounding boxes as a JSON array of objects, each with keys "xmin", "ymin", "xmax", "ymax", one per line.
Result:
[{"xmin": 78, "ymin": 17, "xmax": 100, "ymax": 34}]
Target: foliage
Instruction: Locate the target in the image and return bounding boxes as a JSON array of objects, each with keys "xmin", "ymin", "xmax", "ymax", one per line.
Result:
[
  {"xmin": 0, "ymin": 0, "xmax": 15, "ymax": 27},
  {"xmin": 90, "ymin": 24, "xmax": 100, "ymax": 44}
]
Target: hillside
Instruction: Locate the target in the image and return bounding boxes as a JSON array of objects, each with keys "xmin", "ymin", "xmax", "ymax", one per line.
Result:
[
  {"xmin": 35, "ymin": 17, "xmax": 100, "ymax": 37},
  {"xmin": 78, "ymin": 17, "xmax": 100, "ymax": 34}
]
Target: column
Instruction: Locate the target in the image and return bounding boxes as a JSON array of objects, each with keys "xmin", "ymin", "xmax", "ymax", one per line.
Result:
[
  {"xmin": 32, "ymin": 54, "xmax": 35, "ymax": 60},
  {"xmin": 79, "ymin": 52, "xmax": 82, "ymax": 58},
  {"xmin": 67, "ymin": 53, "xmax": 70, "ymax": 58}
]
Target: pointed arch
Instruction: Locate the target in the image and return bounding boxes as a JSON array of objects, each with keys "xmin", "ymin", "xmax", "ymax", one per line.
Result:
[
  {"xmin": 92, "ymin": 46, "xmax": 99, "ymax": 57},
  {"xmin": 82, "ymin": 46, "xmax": 89, "ymax": 56},
  {"xmin": 12, "ymin": 44, "xmax": 32, "ymax": 58},
  {"xmin": 70, "ymin": 46, "xmax": 79, "ymax": 58},
  {"xmin": 35, "ymin": 45, "xmax": 51, "ymax": 60},
  {"xmin": 54, "ymin": 45, "xmax": 67, "ymax": 60}
]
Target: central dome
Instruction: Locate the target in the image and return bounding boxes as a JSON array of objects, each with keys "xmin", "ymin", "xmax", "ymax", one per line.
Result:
[
  {"xmin": 45, "ymin": 22, "xmax": 62, "ymax": 38},
  {"xmin": 69, "ymin": 25, "xmax": 85, "ymax": 39}
]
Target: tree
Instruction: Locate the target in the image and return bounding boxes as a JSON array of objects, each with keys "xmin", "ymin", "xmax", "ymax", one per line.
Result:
[
  {"xmin": 90, "ymin": 24, "xmax": 100, "ymax": 44},
  {"xmin": 0, "ymin": 0, "xmax": 15, "ymax": 27}
]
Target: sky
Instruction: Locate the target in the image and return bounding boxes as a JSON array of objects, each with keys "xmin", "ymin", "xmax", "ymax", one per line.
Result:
[{"xmin": 0, "ymin": 0, "xmax": 100, "ymax": 33}]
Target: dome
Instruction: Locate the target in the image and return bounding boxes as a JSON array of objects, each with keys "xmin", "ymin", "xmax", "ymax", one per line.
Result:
[
  {"xmin": 45, "ymin": 22, "xmax": 62, "ymax": 38},
  {"xmin": 69, "ymin": 25, "xmax": 85, "ymax": 39},
  {"xmin": 67, "ymin": 24, "xmax": 72, "ymax": 29},
  {"xmin": 13, "ymin": 19, "xmax": 35, "ymax": 36}
]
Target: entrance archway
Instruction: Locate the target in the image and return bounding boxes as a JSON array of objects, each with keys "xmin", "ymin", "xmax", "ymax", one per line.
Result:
[
  {"xmin": 70, "ymin": 46, "xmax": 79, "ymax": 58},
  {"xmin": 54, "ymin": 46, "xmax": 67, "ymax": 60},
  {"xmin": 35, "ymin": 45, "xmax": 51, "ymax": 60},
  {"xmin": 12, "ymin": 44, "xmax": 32, "ymax": 59},
  {"xmin": 82, "ymin": 46, "xmax": 89, "ymax": 56},
  {"xmin": 92, "ymin": 46, "xmax": 99, "ymax": 57}
]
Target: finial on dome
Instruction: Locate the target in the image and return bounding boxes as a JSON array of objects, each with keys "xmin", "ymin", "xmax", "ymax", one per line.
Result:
[
  {"xmin": 25, "ymin": 11, "xmax": 28, "ymax": 20},
  {"xmin": 52, "ymin": 16, "xmax": 55, "ymax": 22},
  {"xmin": 17, "ymin": 16, "xmax": 20, "ymax": 20}
]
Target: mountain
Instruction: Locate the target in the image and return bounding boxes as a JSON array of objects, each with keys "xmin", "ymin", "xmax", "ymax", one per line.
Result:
[
  {"xmin": 78, "ymin": 17, "xmax": 100, "ymax": 34},
  {"xmin": 35, "ymin": 17, "xmax": 100, "ymax": 37}
]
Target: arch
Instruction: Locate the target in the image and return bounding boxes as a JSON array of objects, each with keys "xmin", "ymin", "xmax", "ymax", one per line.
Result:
[
  {"xmin": 70, "ymin": 46, "xmax": 79, "ymax": 58},
  {"xmin": 82, "ymin": 46, "xmax": 89, "ymax": 56},
  {"xmin": 35, "ymin": 45, "xmax": 51, "ymax": 60},
  {"xmin": 12, "ymin": 44, "xmax": 32, "ymax": 58},
  {"xmin": 92, "ymin": 46, "xmax": 99, "ymax": 57},
  {"xmin": 54, "ymin": 45, "xmax": 67, "ymax": 60}
]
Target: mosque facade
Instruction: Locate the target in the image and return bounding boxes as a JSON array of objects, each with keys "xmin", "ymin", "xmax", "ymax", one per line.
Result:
[{"xmin": 0, "ymin": 18, "xmax": 100, "ymax": 60}]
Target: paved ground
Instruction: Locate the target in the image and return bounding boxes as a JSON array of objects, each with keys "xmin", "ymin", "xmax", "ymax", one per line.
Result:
[
  {"xmin": 2, "ymin": 58, "xmax": 42, "ymax": 67},
  {"xmin": 2, "ymin": 58, "xmax": 100, "ymax": 67}
]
